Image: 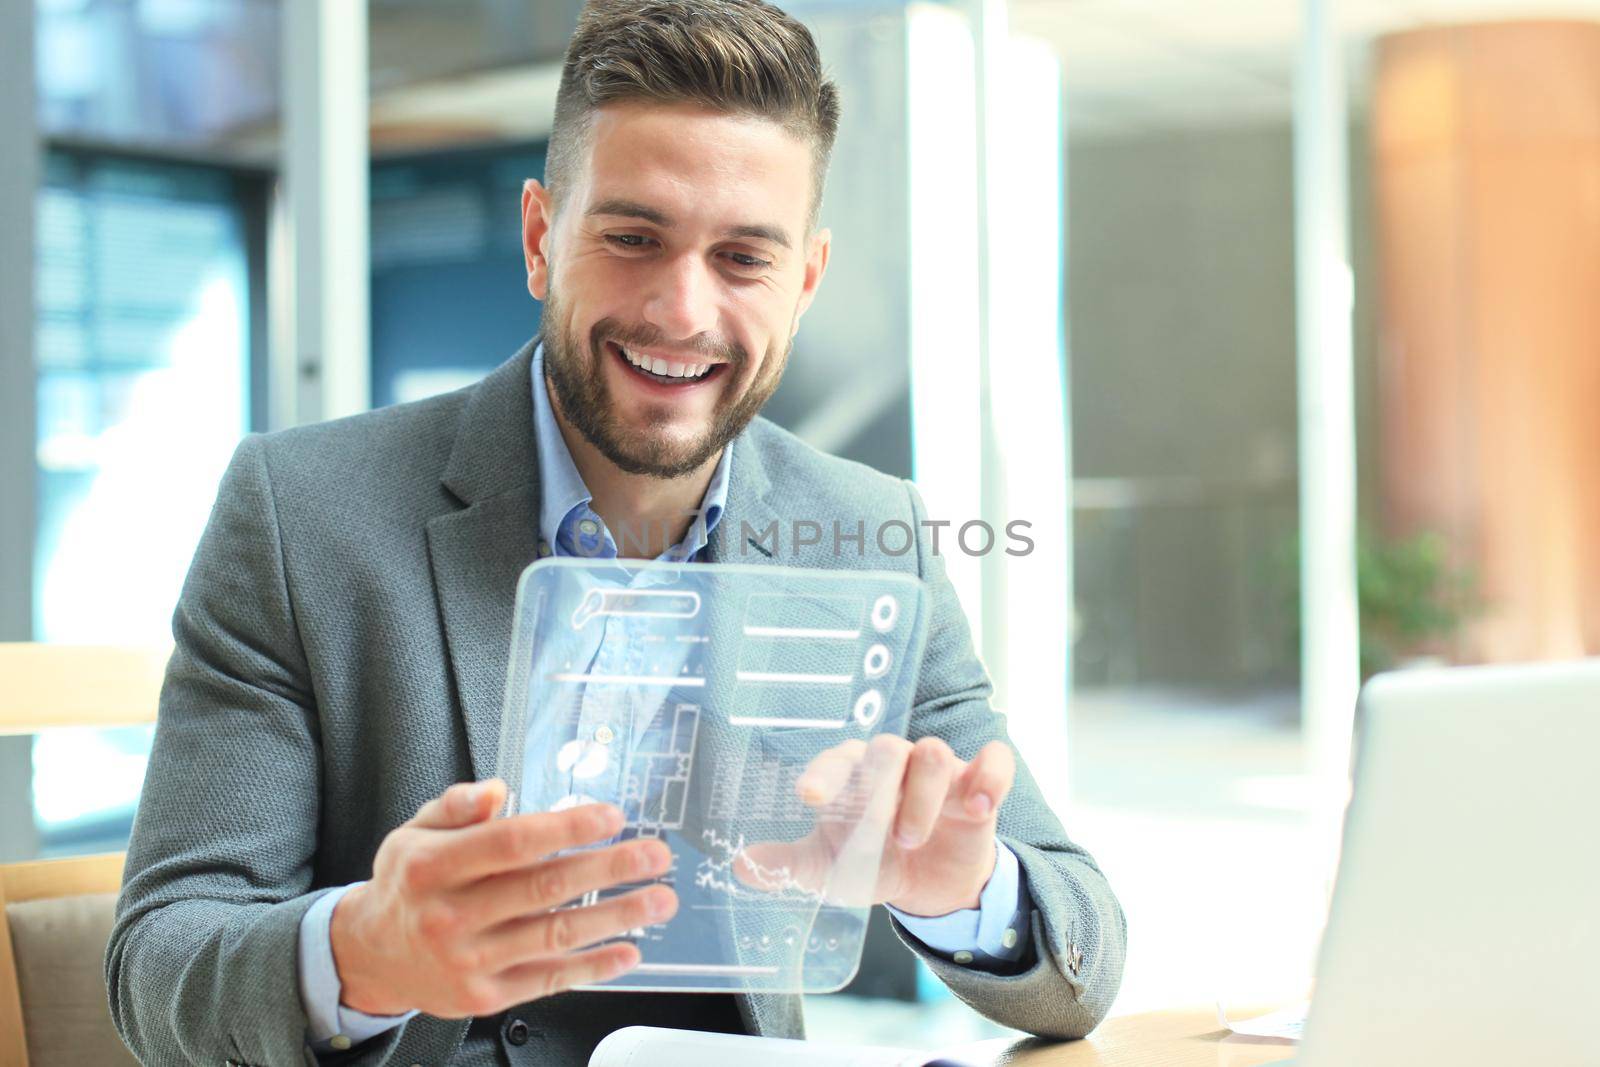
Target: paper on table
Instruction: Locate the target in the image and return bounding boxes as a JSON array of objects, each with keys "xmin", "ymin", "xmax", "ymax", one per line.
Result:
[
  {"xmin": 1215, "ymin": 1001, "xmax": 1309, "ymax": 1041},
  {"xmin": 590, "ymin": 1026, "xmax": 984, "ymax": 1067}
]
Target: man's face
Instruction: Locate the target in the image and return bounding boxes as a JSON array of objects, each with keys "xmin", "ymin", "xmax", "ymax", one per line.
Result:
[{"xmin": 523, "ymin": 102, "xmax": 831, "ymax": 479}]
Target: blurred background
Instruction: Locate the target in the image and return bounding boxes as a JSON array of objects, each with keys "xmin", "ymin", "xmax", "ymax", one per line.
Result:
[{"xmin": 4, "ymin": 0, "xmax": 1600, "ymax": 1049}]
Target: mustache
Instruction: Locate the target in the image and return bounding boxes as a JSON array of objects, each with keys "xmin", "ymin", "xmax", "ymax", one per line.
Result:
[{"xmin": 588, "ymin": 318, "xmax": 748, "ymax": 368}]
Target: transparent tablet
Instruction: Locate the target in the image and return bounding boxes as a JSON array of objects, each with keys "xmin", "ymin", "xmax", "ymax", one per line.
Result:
[{"xmin": 495, "ymin": 558, "xmax": 930, "ymax": 993}]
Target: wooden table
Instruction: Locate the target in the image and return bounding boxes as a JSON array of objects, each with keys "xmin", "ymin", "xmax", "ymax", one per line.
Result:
[{"xmin": 950, "ymin": 1008, "xmax": 1297, "ymax": 1066}]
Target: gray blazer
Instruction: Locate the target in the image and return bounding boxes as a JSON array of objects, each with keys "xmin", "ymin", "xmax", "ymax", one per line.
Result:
[{"xmin": 107, "ymin": 343, "xmax": 1125, "ymax": 1065}]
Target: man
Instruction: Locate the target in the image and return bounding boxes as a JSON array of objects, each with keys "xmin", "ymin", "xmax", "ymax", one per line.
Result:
[{"xmin": 107, "ymin": 1, "xmax": 1125, "ymax": 1063}]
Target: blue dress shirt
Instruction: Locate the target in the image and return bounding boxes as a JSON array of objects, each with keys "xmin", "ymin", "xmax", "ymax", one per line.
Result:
[{"xmin": 297, "ymin": 345, "xmax": 1029, "ymax": 1049}]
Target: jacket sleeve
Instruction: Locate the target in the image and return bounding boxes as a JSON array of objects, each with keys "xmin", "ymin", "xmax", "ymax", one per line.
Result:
[
  {"xmin": 884, "ymin": 479, "xmax": 1127, "ymax": 1039},
  {"xmin": 105, "ymin": 435, "xmax": 407, "ymax": 1066}
]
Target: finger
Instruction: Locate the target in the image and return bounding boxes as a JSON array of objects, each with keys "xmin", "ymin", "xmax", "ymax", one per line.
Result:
[
  {"xmin": 820, "ymin": 736, "xmax": 912, "ymax": 903},
  {"xmin": 480, "ymin": 884, "xmax": 678, "ymax": 970},
  {"xmin": 732, "ymin": 840, "xmax": 794, "ymax": 889},
  {"xmin": 953, "ymin": 741, "xmax": 1016, "ymax": 821},
  {"xmin": 851, "ymin": 735, "xmax": 914, "ymax": 836},
  {"xmin": 861, "ymin": 733, "xmax": 913, "ymax": 783},
  {"xmin": 492, "ymin": 941, "xmax": 641, "ymax": 1005},
  {"xmin": 409, "ymin": 779, "xmax": 507, "ymax": 830},
  {"xmin": 794, "ymin": 739, "xmax": 867, "ymax": 806},
  {"xmin": 894, "ymin": 737, "xmax": 959, "ymax": 848},
  {"xmin": 409, "ymin": 803, "xmax": 624, "ymax": 892},
  {"xmin": 734, "ymin": 836, "xmax": 829, "ymax": 895},
  {"xmin": 455, "ymin": 836, "xmax": 673, "ymax": 928}
]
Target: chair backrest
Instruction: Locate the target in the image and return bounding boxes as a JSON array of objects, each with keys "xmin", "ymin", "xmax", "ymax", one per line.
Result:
[
  {"xmin": 0, "ymin": 643, "xmax": 169, "ymax": 735},
  {"xmin": 0, "ymin": 854, "xmax": 135, "ymax": 1067},
  {"xmin": 0, "ymin": 643, "xmax": 169, "ymax": 1067}
]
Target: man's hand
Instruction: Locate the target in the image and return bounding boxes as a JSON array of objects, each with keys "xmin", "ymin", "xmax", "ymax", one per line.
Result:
[
  {"xmin": 736, "ymin": 736, "xmax": 1015, "ymax": 918},
  {"xmin": 329, "ymin": 779, "xmax": 676, "ymax": 1019}
]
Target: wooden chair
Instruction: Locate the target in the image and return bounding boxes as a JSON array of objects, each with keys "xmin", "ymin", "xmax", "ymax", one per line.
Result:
[
  {"xmin": 0, "ymin": 643, "xmax": 168, "ymax": 1067},
  {"xmin": 0, "ymin": 855, "xmax": 133, "ymax": 1067},
  {"xmin": 0, "ymin": 643, "xmax": 169, "ymax": 736}
]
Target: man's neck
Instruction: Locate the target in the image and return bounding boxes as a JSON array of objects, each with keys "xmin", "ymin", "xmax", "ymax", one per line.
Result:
[{"xmin": 545, "ymin": 377, "xmax": 719, "ymax": 559}]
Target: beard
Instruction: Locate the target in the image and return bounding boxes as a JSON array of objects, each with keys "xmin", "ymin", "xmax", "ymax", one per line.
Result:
[{"xmin": 539, "ymin": 277, "xmax": 792, "ymax": 479}]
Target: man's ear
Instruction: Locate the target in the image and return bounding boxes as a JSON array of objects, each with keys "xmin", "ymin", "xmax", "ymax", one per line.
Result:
[
  {"xmin": 791, "ymin": 227, "xmax": 832, "ymax": 337},
  {"xmin": 522, "ymin": 179, "xmax": 554, "ymax": 301}
]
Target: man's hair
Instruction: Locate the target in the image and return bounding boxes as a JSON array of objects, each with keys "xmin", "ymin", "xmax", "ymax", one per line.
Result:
[{"xmin": 546, "ymin": 0, "xmax": 840, "ymax": 228}]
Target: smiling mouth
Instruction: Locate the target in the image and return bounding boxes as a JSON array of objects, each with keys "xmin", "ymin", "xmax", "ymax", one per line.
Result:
[{"xmin": 608, "ymin": 341, "xmax": 728, "ymax": 387}]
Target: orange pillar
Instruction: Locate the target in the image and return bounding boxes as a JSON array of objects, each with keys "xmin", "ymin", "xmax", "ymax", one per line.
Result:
[{"xmin": 1373, "ymin": 21, "xmax": 1600, "ymax": 661}]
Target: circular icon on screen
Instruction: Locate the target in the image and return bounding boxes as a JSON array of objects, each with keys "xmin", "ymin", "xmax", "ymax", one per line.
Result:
[
  {"xmin": 871, "ymin": 595, "xmax": 899, "ymax": 632},
  {"xmin": 854, "ymin": 689, "xmax": 883, "ymax": 728},
  {"xmin": 863, "ymin": 643, "xmax": 890, "ymax": 679}
]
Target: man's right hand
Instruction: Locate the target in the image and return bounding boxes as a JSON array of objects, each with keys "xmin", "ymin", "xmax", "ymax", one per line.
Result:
[{"xmin": 329, "ymin": 779, "xmax": 676, "ymax": 1018}]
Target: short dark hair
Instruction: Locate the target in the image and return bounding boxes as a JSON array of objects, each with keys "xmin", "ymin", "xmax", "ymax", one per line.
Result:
[{"xmin": 546, "ymin": 0, "xmax": 841, "ymax": 228}]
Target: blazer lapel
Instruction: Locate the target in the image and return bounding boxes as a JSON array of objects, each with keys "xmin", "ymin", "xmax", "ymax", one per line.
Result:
[
  {"xmin": 427, "ymin": 489, "xmax": 539, "ymax": 784},
  {"xmin": 706, "ymin": 429, "xmax": 782, "ymax": 568},
  {"xmin": 426, "ymin": 342, "xmax": 543, "ymax": 785}
]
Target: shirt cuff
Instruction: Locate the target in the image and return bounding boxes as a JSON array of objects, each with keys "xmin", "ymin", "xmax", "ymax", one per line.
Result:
[
  {"xmin": 885, "ymin": 840, "xmax": 1031, "ymax": 965},
  {"xmin": 298, "ymin": 882, "xmax": 418, "ymax": 1051}
]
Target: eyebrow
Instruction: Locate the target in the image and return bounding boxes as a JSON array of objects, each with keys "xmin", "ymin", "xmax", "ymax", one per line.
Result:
[{"xmin": 587, "ymin": 197, "xmax": 793, "ymax": 251}]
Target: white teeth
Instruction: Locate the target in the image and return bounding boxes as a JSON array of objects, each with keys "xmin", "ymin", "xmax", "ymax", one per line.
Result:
[{"xmin": 618, "ymin": 344, "xmax": 714, "ymax": 380}]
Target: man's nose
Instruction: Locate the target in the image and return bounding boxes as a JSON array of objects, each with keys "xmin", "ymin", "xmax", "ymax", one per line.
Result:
[{"xmin": 640, "ymin": 254, "xmax": 719, "ymax": 341}]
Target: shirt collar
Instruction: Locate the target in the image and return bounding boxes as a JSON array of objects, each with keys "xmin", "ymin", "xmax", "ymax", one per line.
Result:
[{"xmin": 530, "ymin": 341, "xmax": 732, "ymax": 561}]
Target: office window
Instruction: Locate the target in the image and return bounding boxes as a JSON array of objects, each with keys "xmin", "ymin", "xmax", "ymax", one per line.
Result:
[
  {"xmin": 33, "ymin": 150, "xmax": 252, "ymax": 852},
  {"xmin": 370, "ymin": 143, "xmax": 547, "ymax": 407}
]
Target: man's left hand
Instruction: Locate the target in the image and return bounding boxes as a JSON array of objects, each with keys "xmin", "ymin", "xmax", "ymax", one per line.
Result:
[{"xmin": 736, "ymin": 736, "xmax": 1016, "ymax": 918}]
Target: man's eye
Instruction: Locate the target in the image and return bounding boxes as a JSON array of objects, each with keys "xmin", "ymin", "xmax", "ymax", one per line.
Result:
[
  {"xmin": 724, "ymin": 252, "xmax": 771, "ymax": 270},
  {"xmin": 606, "ymin": 234, "xmax": 651, "ymax": 249}
]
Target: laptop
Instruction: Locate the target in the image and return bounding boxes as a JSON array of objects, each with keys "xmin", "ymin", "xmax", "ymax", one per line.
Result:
[{"xmin": 1288, "ymin": 659, "xmax": 1600, "ymax": 1066}]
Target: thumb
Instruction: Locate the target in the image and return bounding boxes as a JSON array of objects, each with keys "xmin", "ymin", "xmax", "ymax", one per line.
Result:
[{"xmin": 409, "ymin": 778, "xmax": 506, "ymax": 830}]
